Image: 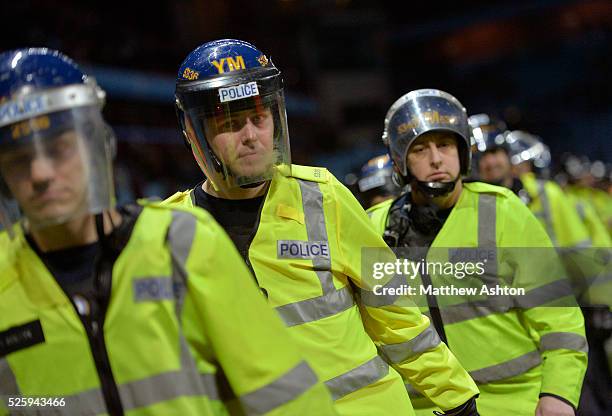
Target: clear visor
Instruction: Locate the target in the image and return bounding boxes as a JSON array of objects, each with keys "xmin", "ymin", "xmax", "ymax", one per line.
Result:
[
  {"xmin": 385, "ymin": 94, "xmax": 468, "ymax": 176},
  {"xmin": 0, "ymin": 106, "xmax": 114, "ymax": 233},
  {"xmin": 183, "ymin": 90, "xmax": 291, "ymax": 190}
]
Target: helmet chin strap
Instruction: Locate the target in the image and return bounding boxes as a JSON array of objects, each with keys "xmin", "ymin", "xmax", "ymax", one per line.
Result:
[
  {"xmin": 239, "ymin": 181, "xmax": 265, "ymax": 189},
  {"xmin": 413, "ymin": 177, "xmax": 458, "ymax": 198}
]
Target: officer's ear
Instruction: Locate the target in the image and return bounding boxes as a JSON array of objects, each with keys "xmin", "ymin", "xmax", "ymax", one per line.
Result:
[{"xmin": 392, "ymin": 166, "xmax": 405, "ymax": 188}]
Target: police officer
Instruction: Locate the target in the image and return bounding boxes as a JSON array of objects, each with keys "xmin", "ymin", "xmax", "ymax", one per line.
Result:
[
  {"xmin": 0, "ymin": 48, "xmax": 338, "ymax": 416},
  {"xmin": 166, "ymin": 39, "xmax": 480, "ymax": 415},
  {"xmin": 499, "ymin": 131, "xmax": 593, "ymax": 247},
  {"xmin": 467, "ymin": 113, "xmax": 508, "ymax": 183},
  {"xmin": 368, "ymin": 89, "xmax": 588, "ymax": 415},
  {"xmin": 469, "ymin": 114, "xmax": 531, "ymax": 199},
  {"xmin": 356, "ymin": 154, "xmax": 401, "ymax": 209},
  {"xmin": 503, "ymin": 133, "xmax": 612, "ymax": 416}
]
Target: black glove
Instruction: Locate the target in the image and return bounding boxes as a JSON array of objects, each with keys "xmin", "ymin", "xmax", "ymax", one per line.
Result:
[{"xmin": 433, "ymin": 396, "xmax": 479, "ymax": 416}]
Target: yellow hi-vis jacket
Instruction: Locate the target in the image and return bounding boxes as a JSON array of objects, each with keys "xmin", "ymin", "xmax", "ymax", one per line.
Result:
[
  {"xmin": 367, "ymin": 181, "xmax": 588, "ymax": 416},
  {"xmin": 520, "ymin": 173, "xmax": 590, "ymax": 248},
  {"xmin": 566, "ymin": 193, "xmax": 612, "ymax": 248},
  {"xmin": 164, "ymin": 165, "xmax": 479, "ymax": 416},
  {"xmin": 566, "ymin": 185, "xmax": 612, "ymax": 238},
  {"xmin": 520, "ymin": 173, "xmax": 611, "ymax": 307},
  {"xmin": 0, "ymin": 202, "xmax": 337, "ymax": 416}
]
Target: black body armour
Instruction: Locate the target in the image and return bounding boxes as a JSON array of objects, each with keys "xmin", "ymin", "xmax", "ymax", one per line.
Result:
[{"xmin": 383, "ymin": 193, "xmax": 452, "ymax": 345}]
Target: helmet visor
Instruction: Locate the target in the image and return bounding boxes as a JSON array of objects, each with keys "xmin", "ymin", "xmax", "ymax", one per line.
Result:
[
  {"xmin": 182, "ymin": 87, "xmax": 291, "ymax": 189},
  {"xmin": 0, "ymin": 106, "xmax": 114, "ymax": 231},
  {"xmin": 385, "ymin": 91, "xmax": 469, "ymax": 177}
]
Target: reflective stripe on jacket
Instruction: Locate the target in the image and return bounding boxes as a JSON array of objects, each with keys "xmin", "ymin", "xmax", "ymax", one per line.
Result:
[
  {"xmin": 367, "ymin": 181, "xmax": 588, "ymax": 410},
  {"xmin": 0, "ymin": 203, "xmax": 336, "ymax": 416},
  {"xmin": 164, "ymin": 165, "xmax": 479, "ymax": 415}
]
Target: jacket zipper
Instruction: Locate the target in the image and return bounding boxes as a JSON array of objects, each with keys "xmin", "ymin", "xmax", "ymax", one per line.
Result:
[
  {"xmin": 80, "ymin": 309, "xmax": 124, "ymax": 416},
  {"xmin": 70, "ymin": 252, "xmax": 124, "ymax": 415},
  {"xmin": 244, "ymin": 186, "xmax": 270, "ymax": 297}
]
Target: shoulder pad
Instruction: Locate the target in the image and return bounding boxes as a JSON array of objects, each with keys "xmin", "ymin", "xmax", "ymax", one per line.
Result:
[
  {"xmin": 289, "ymin": 164, "xmax": 329, "ymax": 183},
  {"xmin": 158, "ymin": 190, "xmax": 194, "ymax": 207},
  {"xmin": 366, "ymin": 197, "xmax": 394, "ymax": 215},
  {"xmin": 464, "ymin": 181, "xmax": 514, "ymax": 199}
]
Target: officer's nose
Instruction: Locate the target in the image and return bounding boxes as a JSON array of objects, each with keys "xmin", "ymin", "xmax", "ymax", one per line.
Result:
[
  {"xmin": 429, "ymin": 143, "xmax": 443, "ymax": 167},
  {"xmin": 240, "ymin": 118, "xmax": 257, "ymax": 144},
  {"xmin": 30, "ymin": 155, "xmax": 55, "ymax": 185}
]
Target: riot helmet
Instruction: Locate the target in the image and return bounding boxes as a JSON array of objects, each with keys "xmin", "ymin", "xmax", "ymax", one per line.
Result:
[
  {"xmin": 504, "ymin": 130, "xmax": 551, "ymax": 178},
  {"xmin": 0, "ymin": 48, "xmax": 114, "ymax": 232},
  {"xmin": 175, "ymin": 39, "xmax": 290, "ymax": 191},
  {"xmin": 357, "ymin": 154, "xmax": 400, "ymax": 208},
  {"xmin": 382, "ymin": 89, "xmax": 470, "ymax": 198}
]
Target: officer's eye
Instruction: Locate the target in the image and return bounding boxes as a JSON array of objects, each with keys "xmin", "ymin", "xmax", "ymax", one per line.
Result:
[
  {"xmin": 45, "ymin": 133, "xmax": 78, "ymax": 161},
  {"xmin": 2, "ymin": 150, "xmax": 34, "ymax": 167},
  {"xmin": 250, "ymin": 113, "xmax": 269, "ymax": 126},
  {"xmin": 412, "ymin": 146, "xmax": 425, "ymax": 153},
  {"xmin": 439, "ymin": 139, "xmax": 456, "ymax": 149},
  {"xmin": 217, "ymin": 118, "xmax": 242, "ymax": 133}
]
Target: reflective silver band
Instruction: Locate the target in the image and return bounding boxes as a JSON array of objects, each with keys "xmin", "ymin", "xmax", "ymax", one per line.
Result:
[
  {"xmin": 359, "ymin": 273, "xmax": 405, "ymax": 307},
  {"xmin": 118, "ymin": 371, "xmax": 217, "ymax": 410},
  {"xmin": 167, "ymin": 210, "xmax": 220, "ymax": 400},
  {"xmin": 240, "ymin": 361, "xmax": 318, "ymax": 415},
  {"xmin": 435, "ymin": 301, "xmax": 502, "ymax": 325},
  {"xmin": 275, "ymin": 285, "xmax": 355, "ymax": 327},
  {"xmin": 57, "ymin": 371, "xmax": 217, "ymax": 414},
  {"xmin": 513, "ymin": 279, "xmax": 575, "ymax": 308},
  {"xmin": 297, "ymin": 180, "xmax": 336, "ymax": 294},
  {"xmin": 433, "ymin": 278, "xmax": 575, "ymax": 324},
  {"xmin": 324, "ymin": 356, "xmax": 389, "ymax": 401},
  {"xmin": 536, "ymin": 180, "xmax": 557, "ymax": 245},
  {"xmin": 406, "ymin": 351, "xmax": 543, "ymax": 393},
  {"xmin": 177, "ymin": 332, "xmax": 220, "ymax": 400},
  {"xmin": 168, "ymin": 210, "xmax": 196, "ymax": 285},
  {"xmin": 167, "ymin": 210, "xmax": 197, "ymax": 320},
  {"xmin": 558, "ymin": 239, "xmax": 592, "ymax": 252},
  {"xmin": 405, "ymin": 382, "xmax": 423, "ymax": 397},
  {"xmin": 540, "ymin": 332, "xmax": 588, "ymax": 353},
  {"xmin": 0, "ymin": 358, "xmax": 21, "ymax": 395},
  {"xmin": 478, "ymin": 194, "xmax": 505, "ymax": 309},
  {"xmin": 0, "ymin": 83, "xmax": 103, "ymax": 128},
  {"xmin": 417, "ymin": 195, "xmax": 504, "ymax": 326},
  {"xmin": 470, "ymin": 350, "xmax": 542, "ymax": 384},
  {"xmin": 0, "ymin": 210, "xmax": 216, "ymax": 414},
  {"xmin": 379, "ymin": 324, "xmax": 441, "ymax": 364},
  {"xmin": 576, "ymin": 202, "xmax": 586, "ymax": 222},
  {"xmin": 586, "ymin": 273, "xmax": 612, "ymax": 290},
  {"xmin": 478, "ymin": 194, "xmax": 497, "ymax": 248}
]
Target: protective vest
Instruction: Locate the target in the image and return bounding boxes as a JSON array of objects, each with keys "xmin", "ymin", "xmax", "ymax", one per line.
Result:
[
  {"xmin": 519, "ymin": 173, "xmax": 590, "ymax": 248},
  {"xmin": 164, "ymin": 165, "xmax": 479, "ymax": 416},
  {"xmin": 566, "ymin": 185, "xmax": 612, "ymax": 238},
  {"xmin": 520, "ymin": 174, "xmax": 611, "ymax": 307},
  {"xmin": 368, "ymin": 181, "xmax": 588, "ymax": 415},
  {"xmin": 0, "ymin": 202, "xmax": 336, "ymax": 416},
  {"xmin": 567, "ymin": 194, "xmax": 612, "ymax": 248}
]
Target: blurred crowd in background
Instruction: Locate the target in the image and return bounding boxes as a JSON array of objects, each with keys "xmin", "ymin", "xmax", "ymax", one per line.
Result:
[{"xmin": 3, "ymin": 0, "xmax": 611, "ymax": 204}]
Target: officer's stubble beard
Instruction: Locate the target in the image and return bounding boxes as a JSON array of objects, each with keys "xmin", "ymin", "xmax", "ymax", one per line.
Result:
[{"xmin": 204, "ymin": 159, "xmax": 272, "ymax": 200}]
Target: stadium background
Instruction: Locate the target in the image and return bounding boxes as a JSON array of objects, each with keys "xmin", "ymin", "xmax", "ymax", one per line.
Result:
[{"xmin": 2, "ymin": 0, "xmax": 611, "ymax": 203}]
